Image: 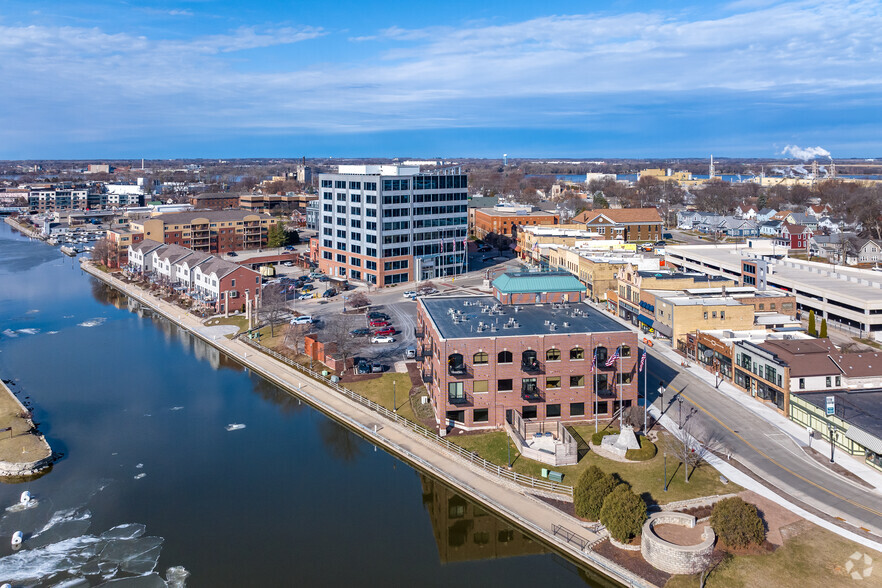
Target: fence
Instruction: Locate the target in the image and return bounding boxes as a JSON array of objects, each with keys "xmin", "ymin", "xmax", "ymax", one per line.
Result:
[{"xmin": 239, "ymin": 337, "xmax": 573, "ymax": 498}]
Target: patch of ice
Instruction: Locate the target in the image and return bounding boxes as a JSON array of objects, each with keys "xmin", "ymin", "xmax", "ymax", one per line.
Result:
[
  {"xmin": 100, "ymin": 524, "xmax": 146, "ymax": 541},
  {"xmin": 135, "ymin": 463, "xmax": 144, "ymax": 469},
  {"xmin": 143, "ymin": 414, "xmax": 152, "ymax": 417},
  {"xmin": 100, "ymin": 536, "xmax": 164, "ymax": 575},
  {"xmin": 170, "ymin": 406, "xmax": 184, "ymax": 411},
  {"xmin": 98, "ymin": 573, "xmax": 167, "ymax": 587},
  {"xmin": 2, "ymin": 329, "xmax": 18, "ymax": 338},
  {"xmin": 225, "ymin": 423, "xmax": 246, "ymax": 432},
  {"xmin": 63, "ymin": 315, "xmax": 74, "ymax": 318},
  {"xmin": 34, "ymin": 508, "xmax": 92, "ymax": 537},
  {"xmin": 26, "ymin": 309, "xmax": 40, "ymax": 314},
  {"xmin": 0, "ymin": 535, "xmax": 102, "ymax": 584},
  {"xmin": 5, "ymin": 498, "xmax": 39, "ymax": 513},
  {"xmin": 50, "ymin": 578, "xmax": 90, "ymax": 588},
  {"xmin": 78, "ymin": 317, "xmax": 107, "ymax": 328},
  {"xmin": 46, "ymin": 330, "xmax": 59, "ymax": 335},
  {"xmin": 17, "ymin": 328, "xmax": 39, "ymax": 335},
  {"xmin": 166, "ymin": 565, "xmax": 190, "ymax": 587},
  {"xmin": 133, "ymin": 473, "xmax": 147, "ymax": 480}
]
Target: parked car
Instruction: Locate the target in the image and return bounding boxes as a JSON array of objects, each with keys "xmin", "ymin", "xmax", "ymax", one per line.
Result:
[
  {"xmin": 227, "ymin": 252, "xmax": 238, "ymax": 257},
  {"xmin": 296, "ymin": 293, "xmax": 313, "ymax": 300},
  {"xmin": 283, "ymin": 261, "xmax": 294, "ymax": 267},
  {"xmin": 357, "ymin": 361, "xmax": 372, "ymax": 374},
  {"xmin": 369, "ymin": 320, "xmax": 389, "ymax": 327},
  {"xmin": 371, "ymin": 364, "xmax": 387, "ymax": 373},
  {"xmin": 318, "ymin": 276, "xmax": 330, "ymax": 282},
  {"xmin": 654, "ymin": 240, "xmax": 666, "ymax": 246},
  {"xmin": 663, "ymin": 233, "xmax": 673, "ymax": 240},
  {"xmin": 290, "ymin": 315, "xmax": 313, "ymax": 325},
  {"xmin": 350, "ymin": 328, "xmax": 371, "ymax": 337},
  {"xmin": 371, "ymin": 335, "xmax": 395, "ymax": 344},
  {"xmin": 301, "ymin": 284, "xmax": 315, "ymax": 292},
  {"xmin": 403, "ymin": 290, "xmax": 416, "ymax": 297},
  {"xmin": 309, "ymin": 272, "xmax": 323, "ymax": 278},
  {"xmin": 373, "ymin": 327, "xmax": 395, "ymax": 336},
  {"xmin": 368, "ymin": 312, "xmax": 389, "ymax": 320},
  {"xmin": 404, "ymin": 347, "xmax": 417, "ymax": 359},
  {"xmin": 322, "ymin": 289, "xmax": 337, "ymax": 298}
]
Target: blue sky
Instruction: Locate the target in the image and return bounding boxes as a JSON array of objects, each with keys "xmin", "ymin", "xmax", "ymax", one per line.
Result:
[{"xmin": 1, "ymin": 0, "xmax": 880, "ymax": 159}]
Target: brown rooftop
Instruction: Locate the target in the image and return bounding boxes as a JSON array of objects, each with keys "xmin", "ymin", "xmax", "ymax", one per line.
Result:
[
  {"xmin": 575, "ymin": 208, "xmax": 663, "ymax": 224},
  {"xmin": 153, "ymin": 210, "xmax": 271, "ymax": 224}
]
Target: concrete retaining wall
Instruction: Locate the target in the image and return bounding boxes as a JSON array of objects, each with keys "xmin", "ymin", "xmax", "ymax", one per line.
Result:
[{"xmin": 0, "ymin": 380, "xmax": 54, "ymax": 477}]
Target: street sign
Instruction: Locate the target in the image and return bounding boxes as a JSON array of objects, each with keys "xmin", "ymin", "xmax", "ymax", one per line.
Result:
[{"xmin": 826, "ymin": 396, "xmax": 835, "ymax": 416}]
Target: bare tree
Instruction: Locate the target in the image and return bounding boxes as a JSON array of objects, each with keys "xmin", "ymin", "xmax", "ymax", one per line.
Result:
[
  {"xmin": 281, "ymin": 322, "xmax": 308, "ymax": 354},
  {"xmin": 91, "ymin": 237, "xmax": 114, "ymax": 267},
  {"xmin": 324, "ymin": 316, "xmax": 360, "ymax": 372},
  {"xmin": 347, "ymin": 291, "xmax": 371, "ymax": 310},
  {"xmin": 258, "ymin": 284, "xmax": 288, "ymax": 337},
  {"xmin": 658, "ymin": 419, "xmax": 726, "ymax": 483}
]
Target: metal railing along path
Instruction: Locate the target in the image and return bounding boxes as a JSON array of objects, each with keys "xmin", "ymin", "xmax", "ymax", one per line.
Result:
[{"xmin": 239, "ymin": 337, "xmax": 574, "ymax": 498}]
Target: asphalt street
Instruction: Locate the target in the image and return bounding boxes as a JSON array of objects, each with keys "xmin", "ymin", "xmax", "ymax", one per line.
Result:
[{"xmin": 643, "ymin": 351, "xmax": 882, "ymax": 538}]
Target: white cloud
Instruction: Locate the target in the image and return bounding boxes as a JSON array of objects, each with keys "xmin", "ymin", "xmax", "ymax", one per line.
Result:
[{"xmin": 0, "ymin": 0, "xmax": 881, "ymax": 152}]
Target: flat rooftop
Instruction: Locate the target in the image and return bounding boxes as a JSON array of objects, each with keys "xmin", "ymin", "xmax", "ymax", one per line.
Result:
[
  {"xmin": 420, "ymin": 296, "xmax": 629, "ymax": 340},
  {"xmin": 798, "ymin": 390, "xmax": 882, "ymax": 441},
  {"xmin": 666, "ymin": 244, "xmax": 882, "ymax": 307}
]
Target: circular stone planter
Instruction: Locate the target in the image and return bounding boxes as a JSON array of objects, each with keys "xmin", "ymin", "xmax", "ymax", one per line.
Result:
[{"xmin": 640, "ymin": 512, "xmax": 716, "ymax": 575}]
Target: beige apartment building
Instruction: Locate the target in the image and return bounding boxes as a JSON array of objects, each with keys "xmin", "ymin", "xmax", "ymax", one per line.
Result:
[{"xmin": 651, "ymin": 291, "xmax": 756, "ymax": 344}]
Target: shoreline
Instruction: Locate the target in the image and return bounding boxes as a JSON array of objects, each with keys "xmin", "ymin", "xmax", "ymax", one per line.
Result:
[
  {"xmin": 81, "ymin": 260, "xmax": 654, "ymax": 588},
  {"xmin": 0, "ymin": 379, "xmax": 54, "ymax": 478},
  {"xmin": 4, "ymin": 216, "xmax": 44, "ymax": 240}
]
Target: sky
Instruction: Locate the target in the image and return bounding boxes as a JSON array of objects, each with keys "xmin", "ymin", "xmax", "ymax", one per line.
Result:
[{"xmin": 1, "ymin": 0, "xmax": 881, "ymax": 159}]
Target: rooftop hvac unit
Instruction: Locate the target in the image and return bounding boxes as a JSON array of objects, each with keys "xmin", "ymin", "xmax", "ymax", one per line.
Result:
[{"xmin": 563, "ymin": 322, "xmax": 569, "ymax": 327}]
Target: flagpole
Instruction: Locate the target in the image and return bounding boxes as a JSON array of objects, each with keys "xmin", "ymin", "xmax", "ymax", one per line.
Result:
[
  {"xmin": 618, "ymin": 347, "xmax": 623, "ymax": 429},
  {"xmin": 643, "ymin": 345, "xmax": 648, "ymax": 432},
  {"xmin": 593, "ymin": 335, "xmax": 597, "ymax": 434}
]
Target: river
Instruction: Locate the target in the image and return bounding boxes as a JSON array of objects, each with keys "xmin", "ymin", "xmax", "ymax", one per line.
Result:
[{"xmin": 0, "ymin": 223, "xmax": 610, "ymax": 587}]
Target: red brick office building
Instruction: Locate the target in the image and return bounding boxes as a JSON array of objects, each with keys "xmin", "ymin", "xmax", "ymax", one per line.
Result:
[{"xmin": 417, "ymin": 274, "xmax": 638, "ymax": 431}]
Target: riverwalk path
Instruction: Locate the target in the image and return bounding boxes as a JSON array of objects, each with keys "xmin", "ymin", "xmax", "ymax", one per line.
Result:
[
  {"xmin": 0, "ymin": 379, "xmax": 53, "ymax": 477},
  {"xmin": 81, "ymin": 261, "xmax": 653, "ymax": 588}
]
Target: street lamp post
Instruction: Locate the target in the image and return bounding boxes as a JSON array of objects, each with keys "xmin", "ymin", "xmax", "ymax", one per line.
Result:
[
  {"xmin": 678, "ymin": 395, "xmax": 684, "ymax": 429},
  {"xmin": 393, "ymin": 379, "xmax": 397, "ymax": 413},
  {"xmin": 663, "ymin": 452, "xmax": 668, "ymax": 492},
  {"xmin": 829, "ymin": 423, "xmax": 837, "ymax": 463},
  {"xmin": 507, "ymin": 438, "xmax": 512, "ymax": 468},
  {"xmin": 658, "ymin": 381, "xmax": 666, "ymax": 415}
]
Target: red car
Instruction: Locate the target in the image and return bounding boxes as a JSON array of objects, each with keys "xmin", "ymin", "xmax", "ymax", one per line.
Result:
[
  {"xmin": 374, "ymin": 327, "xmax": 395, "ymax": 336},
  {"xmin": 369, "ymin": 320, "xmax": 389, "ymax": 327}
]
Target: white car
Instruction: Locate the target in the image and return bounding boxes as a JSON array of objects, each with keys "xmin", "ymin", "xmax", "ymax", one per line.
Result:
[
  {"xmin": 283, "ymin": 261, "xmax": 294, "ymax": 267},
  {"xmin": 290, "ymin": 315, "xmax": 313, "ymax": 325},
  {"xmin": 403, "ymin": 290, "xmax": 416, "ymax": 297},
  {"xmin": 371, "ymin": 335, "xmax": 395, "ymax": 344},
  {"xmin": 297, "ymin": 293, "xmax": 313, "ymax": 300}
]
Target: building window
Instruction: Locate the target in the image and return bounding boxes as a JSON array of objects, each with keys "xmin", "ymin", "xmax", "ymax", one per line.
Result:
[
  {"xmin": 546, "ymin": 348, "xmax": 561, "ymax": 361},
  {"xmin": 522, "ymin": 406, "xmax": 537, "ymax": 420},
  {"xmin": 594, "ymin": 346, "xmax": 608, "ymax": 364},
  {"xmin": 446, "ymin": 410, "xmax": 465, "ymax": 423},
  {"xmin": 596, "ymin": 401, "xmax": 609, "ymax": 414},
  {"xmin": 799, "ymin": 378, "xmax": 805, "ymax": 390},
  {"xmin": 570, "ymin": 402, "xmax": 585, "ymax": 416},
  {"xmin": 570, "ymin": 375, "xmax": 585, "ymax": 387},
  {"xmin": 473, "ymin": 352, "xmax": 489, "ymax": 364},
  {"xmin": 498, "ymin": 379, "xmax": 513, "ymax": 392},
  {"xmin": 618, "ymin": 373, "xmax": 633, "ymax": 384},
  {"xmin": 546, "ymin": 376, "xmax": 561, "ymax": 389},
  {"xmin": 546, "ymin": 404, "xmax": 561, "ymax": 418},
  {"xmin": 448, "ymin": 382, "xmax": 464, "ymax": 402},
  {"xmin": 826, "ymin": 376, "xmax": 832, "ymax": 387},
  {"xmin": 498, "ymin": 350, "xmax": 513, "ymax": 364},
  {"xmin": 835, "ymin": 376, "xmax": 841, "ymax": 386},
  {"xmin": 473, "ymin": 380, "xmax": 488, "ymax": 394},
  {"xmin": 704, "ymin": 312, "xmax": 708, "ymax": 319},
  {"xmin": 570, "ymin": 347, "xmax": 584, "ymax": 360},
  {"xmin": 619, "ymin": 345, "xmax": 631, "ymax": 358},
  {"xmin": 473, "ymin": 409, "xmax": 489, "ymax": 423}
]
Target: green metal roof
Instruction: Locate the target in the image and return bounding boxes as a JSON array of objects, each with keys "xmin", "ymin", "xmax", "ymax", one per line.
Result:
[{"xmin": 492, "ymin": 272, "xmax": 585, "ymax": 294}]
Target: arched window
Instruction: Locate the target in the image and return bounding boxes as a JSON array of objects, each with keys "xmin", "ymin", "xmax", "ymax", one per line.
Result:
[
  {"xmin": 473, "ymin": 351, "xmax": 489, "ymax": 365},
  {"xmin": 522, "ymin": 350, "xmax": 539, "ymax": 371},
  {"xmin": 570, "ymin": 347, "xmax": 584, "ymax": 360},
  {"xmin": 498, "ymin": 350, "xmax": 513, "ymax": 364},
  {"xmin": 620, "ymin": 345, "xmax": 631, "ymax": 358},
  {"xmin": 448, "ymin": 353, "xmax": 466, "ymax": 375},
  {"xmin": 546, "ymin": 348, "xmax": 561, "ymax": 361},
  {"xmin": 594, "ymin": 346, "xmax": 608, "ymax": 364}
]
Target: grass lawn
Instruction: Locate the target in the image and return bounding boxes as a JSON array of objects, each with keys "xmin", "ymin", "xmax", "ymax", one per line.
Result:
[
  {"xmin": 205, "ymin": 315, "xmax": 251, "ymax": 334},
  {"xmin": 450, "ymin": 426, "xmax": 739, "ymax": 505},
  {"xmin": 664, "ymin": 522, "xmax": 882, "ymax": 588},
  {"xmin": 344, "ymin": 373, "xmax": 422, "ymax": 423}
]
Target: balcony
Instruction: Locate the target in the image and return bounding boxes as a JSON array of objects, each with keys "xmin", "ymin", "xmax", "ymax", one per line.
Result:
[
  {"xmin": 521, "ymin": 359, "xmax": 541, "ymax": 373},
  {"xmin": 448, "ymin": 391, "xmax": 472, "ymax": 406},
  {"xmin": 521, "ymin": 382, "xmax": 544, "ymax": 402},
  {"xmin": 448, "ymin": 363, "xmax": 469, "ymax": 376}
]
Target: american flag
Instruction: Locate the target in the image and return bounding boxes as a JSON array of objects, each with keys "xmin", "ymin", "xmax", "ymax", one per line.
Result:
[
  {"xmin": 590, "ymin": 350, "xmax": 597, "ymax": 373},
  {"xmin": 605, "ymin": 348, "xmax": 620, "ymax": 368},
  {"xmin": 639, "ymin": 349, "xmax": 647, "ymax": 372}
]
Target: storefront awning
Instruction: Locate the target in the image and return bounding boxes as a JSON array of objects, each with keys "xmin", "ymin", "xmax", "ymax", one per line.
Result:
[
  {"xmin": 845, "ymin": 426, "xmax": 882, "ymax": 454},
  {"xmin": 638, "ymin": 314, "xmax": 654, "ymax": 326}
]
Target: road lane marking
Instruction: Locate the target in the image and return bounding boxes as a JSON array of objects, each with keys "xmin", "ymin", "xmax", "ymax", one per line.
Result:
[{"xmin": 668, "ymin": 385, "xmax": 882, "ymax": 520}]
